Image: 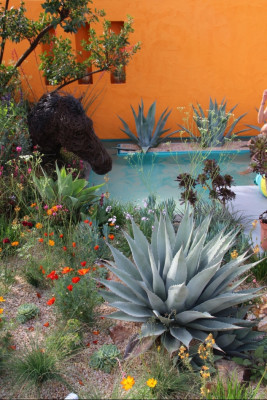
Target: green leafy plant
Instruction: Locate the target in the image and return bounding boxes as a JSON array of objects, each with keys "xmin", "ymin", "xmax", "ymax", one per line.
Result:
[
  {"xmin": 177, "ymin": 98, "xmax": 248, "ymax": 148},
  {"xmin": 16, "ymin": 303, "xmax": 40, "ymax": 324},
  {"xmin": 32, "ymin": 163, "xmax": 104, "ymax": 220},
  {"xmin": 118, "ymin": 99, "xmax": 179, "ymax": 153},
  {"xmin": 233, "ymin": 345, "xmax": 267, "ymax": 382},
  {"xmin": 89, "ymin": 344, "xmax": 121, "ymax": 373},
  {"xmin": 99, "ymin": 207, "xmax": 262, "ymax": 356},
  {"xmin": 46, "ymin": 319, "xmax": 83, "ymax": 357}
]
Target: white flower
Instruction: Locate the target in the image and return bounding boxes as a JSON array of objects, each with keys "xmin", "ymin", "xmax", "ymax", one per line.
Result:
[
  {"xmin": 106, "ymin": 205, "xmax": 112, "ymax": 212},
  {"xmin": 141, "ymin": 217, "xmax": 149, "ymax": 221}
]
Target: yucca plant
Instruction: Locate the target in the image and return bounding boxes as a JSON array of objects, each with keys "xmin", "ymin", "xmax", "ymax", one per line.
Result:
[
  {"xmin": 99, "ymin": 207, "xmax": 262, "ymax": 355},
  {"xmin": 118, "ymin": 99, "xmax": 179, "ymax": 153},
  {"xmin": 177, "ymin": 98, "xmax": 249, "ymax": 148}
]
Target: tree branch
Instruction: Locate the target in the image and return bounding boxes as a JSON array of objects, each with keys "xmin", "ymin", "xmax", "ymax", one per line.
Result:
[
  {"xmin": 0, "ymin": 0, "xmax": 10, "ymax": 65},
  {"xmin": 51, "ymin": 68, "xmax": 107, "ymax": 93}
]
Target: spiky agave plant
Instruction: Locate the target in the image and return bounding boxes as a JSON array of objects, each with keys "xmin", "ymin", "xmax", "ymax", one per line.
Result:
[{"xmin": 98, "ymin": 207, "xmax": 263, "ymax": 355}]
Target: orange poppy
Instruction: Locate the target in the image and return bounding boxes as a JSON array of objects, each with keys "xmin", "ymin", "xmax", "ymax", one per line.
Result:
[
  {"xmin": 94, "ymin": 245, "xmax": 99, "ymax": 251},
  {"xmin": 78, "ymin": 268, "xmax": 90, "ymax": 275},
  {"xmin": 49, "ymin": 232, "xmax": 54, "ymax": 236},
  {"xmin": 44, "ymin": 233, "xmax": 48, "ymax": 237},
  {"xmin": 78, "ymin": 380, "xmax": 84, "ymax": 386},
  {"xmin": 38, "ymin": 238, "xmax": 44, "ymax": 243},
  {"xmin": 72, "ymin": 277, "xmax": 80, "ymax": 284},
  {"xmin": 92, "ymin": 267, "xmax": 96, "ymax": 271},
  {"xmin": 89, "ymin": 221, "xmax": 93, "ymax": 226},
  {"xmin": 84, "ymin": 219, "xmax": 89, "ymax": 224},
  {"xmin": 43, "ymin": 322, "xmax": 50, "ymax": 327},
  {"xmin": 62, "ymin": 266, "xmax": 73, "ymax": 274},
  {"xmin": 59, "ymin": 234, "xmax": 64, "ymax": 238},
  {"xmin": 108, "ymin": 234, "xmax": 115, "ymax": 240},
  {"xmin": 67, "ymin": 284, "xmax": 73, "ymax": 291},
  {"xmin": 48, "ymin": 239, "xmax": 55, "ymax": 246},
  {"xmin": 47, "ymin": 297, "xmax": 55, "ymax": 305},
  {"xmin": 92, "ymin": 330, "xmax": 100, "ymax": 335},
  {"xmin": 72, "ymin": 242, "xmax": 76, "ymax": 248}
]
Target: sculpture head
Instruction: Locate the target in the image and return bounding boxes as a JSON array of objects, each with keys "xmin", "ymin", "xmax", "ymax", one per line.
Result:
[{"xmin": 28, "ymin": 92, "xmax": 112, "ymax": 175}]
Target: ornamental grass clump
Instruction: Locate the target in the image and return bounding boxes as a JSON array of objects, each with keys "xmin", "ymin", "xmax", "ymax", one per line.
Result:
[{"xmin": 99, "ymin": 207, "xmax": 263, "ymax": 356}]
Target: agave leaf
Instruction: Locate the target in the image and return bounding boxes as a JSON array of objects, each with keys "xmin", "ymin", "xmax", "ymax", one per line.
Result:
[
  {"xmin": 118, "ymin": 115, "xmax": 139, "ymax": 144},
  {"xmin": 151, "ymin": 215, "xmax": 159, "ymax": 265},
  {"xmin": 106, "ymin": 244, "xmax": 142, "ymax": 281},
  {"xmin": 175, "ymin": 311, "xmax": 214, "ymax": 324},
  {"xmin": 153, "ymin": 310, "xmax": 175, "ymax": 326},
  {"xmin": 226, "ymin": 113, "xmax": 248, "ymax": 138},
  {"xmin": 187, "ymin": 319, "xmax": 241, "ymax": 331},
  {"xmin": 104, "ymin": 311, "xmax": 148, "ymax": 323},
  {"xmin": 131, "ymin": 219, "xmax": 150, "ymax": 259},
  {"xmin": 185, "ymin": 264, "xmax": 219, "ymax": 309},
  {"xmin": 148, "ymin": 246, "xmax": 166, "ymax": 300},
  {"xmin": 166, "ymin": 247, "xmax": 187, "ymax": 290},
  {"xmin": 98, "ymin": 280, "xmax": 147, "ymax": 306},
  {"xmin": 173, "ymin": 206, "xmax": 194, "ymax": 255},
  {"xmin": 140, "ymin": 322, "xmax": 167, "ymax": 338},
  {"xmin": 164, "ymin": 211, "xmax": 176, "ymax": 251},
  {"xmin": 162, "ymin": 225, "xmax": 172, "ymax": 280},
  {"xmin": 109, "ymin": 301, "xmax": 154, "ymax": 318},
  {"xmin": 185, "ymin": 232, "xmax": 207, "ymax": 280},
  {"xmin": 190, "ymin": 214, "xmax": 211, "ymax": 249},
  {"xmin": 101, "ymin": 265, "xmax": 148, "ymax": 304},
  {"xmin": 194, "ymin": 292, "xmax": 260, "ymax": 314},
  {"xmin": 142, "ymin": 286, "xmax": 168, "ymax": 314},
  {"xmin": 170, "ymin": 327, "xmax": 193, "ymax": 348},
  {"xmin": 161, "ymin": 332, "xmax": 180, "ymax": 354},
  {"xmin": 146, "ymin": 101, "xmax": 156, "ymax": 139},
  {"xmin": 124, "ymin": 232, "xmax": 153, "ymax": 288},
  {"xmin": 166, "ymin": 283, "xmax": 189, "ymax": 312}
]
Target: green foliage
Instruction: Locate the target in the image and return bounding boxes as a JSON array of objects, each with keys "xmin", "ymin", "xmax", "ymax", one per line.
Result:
[
  {"xmin": 249, "ymin": 134, "xmax": 267, "ymax": 176},
  {"xmin": 118, "ymin": 99, "xmax": 179, "ymax": 153},
  {"xmin": 99, "ymin": 207, "xmax": 262, "ymax": 356},
  {"xmin": 54, "ymin": 274, "xmax": 102, "ymax": 324},
  {"xmin": 89, "ymin": 344, "xmax": 121, "ymax": 373},
  {"xmin": 233, "ymin": 345, "xmax": 267, "ymax": 382},
  {"xmin": 0, "ymin": 330, "xmax": 12, "ymax": 374},
  {"xmin": 46, "ymin": 319, "xmax": 83, "ymax": 357},
  {"xmin": 32, "ymin": 163, "xmax": 104, "ymax": 221},
  {"xmin": 16, "ymin": 303, "xmax": 40, "ymax": 323},
  {"xmin": 177, "ymin": 98, "xmax": 249, "ymax": 148},
  {"xmin": 250, "ymin": 255, "xmax": 267, "ymax": 283}
]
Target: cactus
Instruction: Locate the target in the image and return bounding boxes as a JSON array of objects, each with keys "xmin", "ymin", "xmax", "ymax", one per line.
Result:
[{"xmin": 16, "ymin": 303, "xmax": 40, "ymax": 324}]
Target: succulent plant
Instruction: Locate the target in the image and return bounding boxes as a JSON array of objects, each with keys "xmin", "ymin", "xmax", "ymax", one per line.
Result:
[
  {"xmin": 89, "ymin": 344, "xmax": 121, "ymax": 373},
  {"xmin": 16, "ymin": 303, "xmax": 40, "ymax": 324},
  {"xmin": 99, "ymin": 207, "xmax": 262, "ymax": 355},
  {"xmin": 118, "ymin": 99, "xmax": 179, "ymax": 153}
]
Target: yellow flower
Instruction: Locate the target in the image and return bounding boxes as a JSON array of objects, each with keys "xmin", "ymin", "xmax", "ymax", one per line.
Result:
[
  {"xmin": 0, "ymin": 309, "xmax": 3, "ymax": 314},
  {"xmin": 52, "ymin": 206, "xmax": 58, "ymax": 212},
  {"xmin": 201, "ymin": 365, "xmax": 209, "ymax": 371},
  {"xmin": 17, "ymin": 183, "xmax": 24, "ymax": 190},
  {"xmin": 120, "ymin": 375, "xmax": 135, "ymax": 391},
  {"xmin": 253, "ymin": 245, "xmax": 260, "ymax": 254},
  {"xmin": 0, "ymin": 297, "xmax": 5, "ymax": 302},
  {"xmin": 35, "ymin": 223, "xmax": 43, "ymax": 229},
  {"xmin": 30, "ymin": 203, "xmax": 37, "ymax": 208},
  {"xmin": 20, "ymin": 233, "xmax": 25, "ymax": 238},
  {"xmin": 104, "ymin": 191, "xmax": 110, "ymax": 199},
  {"xmin": 47, "ymin": 209, "xmax": 53, "ymax": 216},
  {"xmin": 203, "ymin": 186, "xmax": 208, "ymax": 190},
  {"xmin": 146, "ymin": 378, "xmax": 157, "ymax": 388},
  {"xmin": 48, "ymin": 240, "xmax": 55, "ymax": 246},
  {"xmin": 252, "ymin": 220, "xmax": 258, "ymax": 228},
  {"xmin": 14, "ymin": 206, "xmax": 20, "ymax": 213},
  {"xmin": 200, "ymin": 372, "xmax": 210, "ymax": 379},
  {"xmin": 231, "ymin": 249, "xmax": 238, "ymax": 259},
  {"xmin": 11, "ymin": 241, "xmax": 19, "ymax": 247},
  {"xmin": 104, "ymin": 175, "xmax": 110, "ymax": 182},
  {"xmin": 157, "ymin": 346, "xmax": 161, "ymax": 352},
  {"xmin": 23, "ymin": 215, "xmax": 30, "ymax": 221}
]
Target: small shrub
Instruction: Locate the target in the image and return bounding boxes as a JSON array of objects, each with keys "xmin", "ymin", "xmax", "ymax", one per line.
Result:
[
  {"xmin": 54, "ymin": 274, "xmax": 102, "ymax": 324},
  {"xmin": 16, "ymin": 303, "xmax": 40, "ymax": 324},
  {"xmin": 89, "ymin": 344, "xmax": 121, "ymax": 373},
  {"xmin": 46, "ymin": 319, "xmax": 83, "ymax": 357}
]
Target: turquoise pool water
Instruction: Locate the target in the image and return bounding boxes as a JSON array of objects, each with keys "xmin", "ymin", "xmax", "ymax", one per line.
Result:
[{"xmin": 89, "ymin": 144, "xmax": 255, "ymax": 203}]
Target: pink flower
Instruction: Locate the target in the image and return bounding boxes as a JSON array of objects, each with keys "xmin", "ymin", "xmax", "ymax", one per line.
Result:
[
  {"xmin": 253, "ymin": 279, "xmax": 257, "ymax": 283},
  {"xmin": 16, "ymin": 146, "xmax": 22, "ymax": 153},
  {"xmin": 27, "ymin": 168, "xmax": 32, "ymax": 174}
]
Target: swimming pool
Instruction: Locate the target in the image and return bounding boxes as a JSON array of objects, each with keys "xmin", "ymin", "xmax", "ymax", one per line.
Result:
[{"xmin": 89, "ymin": 143, "xmax": 255, "ymax": 203}]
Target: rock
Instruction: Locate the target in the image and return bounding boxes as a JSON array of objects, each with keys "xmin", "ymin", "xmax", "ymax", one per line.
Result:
[
  {"xmin": 65, "ymin": 393, "xmax": 78, "ymax": 400},
  {"xmin": 257, "ymin": 316, "xmax": 267, "ymax": 332},
  {"xmin": 109, "ymin": 324, "xmax": 133, "ymax": 344},
  {"xmin": 215, "ymin": 359, "xmax": 246, "ymax": 383}
]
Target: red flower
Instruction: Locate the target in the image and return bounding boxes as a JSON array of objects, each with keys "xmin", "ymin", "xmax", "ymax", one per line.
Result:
[
  {"xmin": 89, "ymin": 221, "xmax": 93, "ymax": 226},
  {"xmin": 44, "ymin": 232, "xmax": 48, "ymax": 237},
  {"xmin": 93, "ymin": 340, "xmax": 98, "ymax": 345},
  {"xmin": 59, "ymin": 234, "xmax": 64, "ymax": 238},
  {"xmin": 92, "ymin": 330, "xmax": 100, "ymax": 335},
  {"xmin": 2, "ymin": 238, "xmax": 10, "ymax": 243},
  {"xmin": 38, "ymin": 238, "xmax": 44, "ymax": 243},
  {"xmin": 9, "ymin": 345, "xmax": 16, "ymax": 350},
  {"xmin": 43, "ymin": 322, "xmax": 49, "ymax": 327},
  {"xmin": 63, "ymin": 246, "xmax": 67, "ymax": 251},
  {"xmin": 78, "ymin": 268, "xmax": 90, "ymax": 275},
  {"xmin": 108, "ymin": 234, "xmax": 115, "ymax": 240},
  {"xmin": 67, "ymin": 284, "xmax": 73, "ymax": 291},
  {"xmin": 28, "ymin": 326, "xmax": 34, "ymax": 331},
  {"xmin": 84, "ymin": 219, "xmax": 89, "ymax": 224},
  {"xmin": 86, "ymin": 342, "xmax": 90, "ymax": 347},
  {"xmin": 49, "ymin": 232, "xmax": 54, "ymax": 236},
  {"xmin": 80, "ymin": 261, "xmax": 87, "ymax": 267},
  {"xmin": 72, "ymin": 242, "xmax": 76, "ymax": 248},
  {"xmin": 72, "ymin": 277, "xmax": 80, "ymax": 284},
  {"xmin": 78, "ymin": 380, "xmax": 84, "ymax": 386},
  {"xmin": 94, "ymin": 245, "xmax": 99, "ymax": 251},
  {"xmin": 47, "ymin": 271, "xmax": 59, "ymax": 280},
  {"xmin": 47, "ymin": 297, "xmax": 55, "ymax": 305}
]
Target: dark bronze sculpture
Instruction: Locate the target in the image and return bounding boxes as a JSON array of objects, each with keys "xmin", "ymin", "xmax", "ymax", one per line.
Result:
[{"xmin": 27, "ymin": 92, "xmax": 112, "ymax": 175}]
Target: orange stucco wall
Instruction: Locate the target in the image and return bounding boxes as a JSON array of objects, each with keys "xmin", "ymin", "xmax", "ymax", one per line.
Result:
[{"xmin": 3, "ymin": 0, "xmax": 267, "ymax": 139}]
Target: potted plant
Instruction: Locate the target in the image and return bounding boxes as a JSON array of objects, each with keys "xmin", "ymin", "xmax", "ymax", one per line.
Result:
[{"xmin": 259, "ymin": 210, "xmax": 267, "ymax": 250}]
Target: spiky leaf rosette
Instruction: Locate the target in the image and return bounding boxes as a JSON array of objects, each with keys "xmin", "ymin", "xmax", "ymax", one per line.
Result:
[{"xmin": 99, "ymin": 207, "xmax": 262, "ymax": 354}]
